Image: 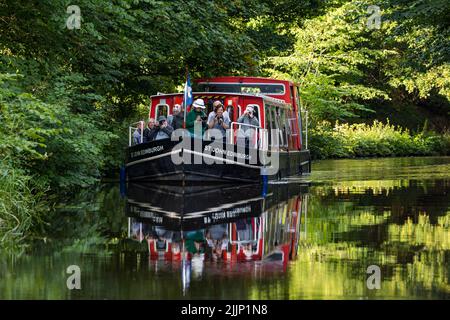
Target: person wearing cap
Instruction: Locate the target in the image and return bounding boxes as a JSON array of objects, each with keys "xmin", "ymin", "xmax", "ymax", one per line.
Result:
[
  {"xmin": 237, "ymin": 105, "xmax": 260, "ymax": 130},
  {"xmin": 132, "ymin": 121, "xmax": 145, "ymax": 145},
  {"xmin": 168, "ymin": 104, "xmax": 184, "ymax": 130},
  {"xmin": 148, "ymin": 116, "xmax": 173, "ymax": 141},
  {"xmin": 186, "ymin": 98, "xmax": 207, "ymax": 136},
  {"xmin": 237, "ymin": 105, "xmax": 260, "ymax": 147},
  {"xmin": 133, "ymin": 126, "xmax": 144, "ymax": 145}
]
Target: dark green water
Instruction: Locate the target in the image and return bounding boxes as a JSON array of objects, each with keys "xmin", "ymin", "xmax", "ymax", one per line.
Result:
[{"xmin": 1, "ymin": 157, "xmax": 449, "ymax": 299}]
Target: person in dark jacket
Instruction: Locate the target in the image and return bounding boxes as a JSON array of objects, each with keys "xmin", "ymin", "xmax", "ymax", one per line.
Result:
[
  {"xmin": 143, "ymin": 118, "xmax": 157, "ymax": 142},
  {"xmin": 168, "ymin": 104, "xmax": 184, "ymax": 130},
  {"xmin": 151, "ymin": 116, "xmax": 174, "ymax": 141}
]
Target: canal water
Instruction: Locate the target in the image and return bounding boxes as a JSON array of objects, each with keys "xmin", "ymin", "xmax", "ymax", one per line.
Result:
[{"xmin": 1, "ymin": 157, "xmax": 449, "ymax": 299}]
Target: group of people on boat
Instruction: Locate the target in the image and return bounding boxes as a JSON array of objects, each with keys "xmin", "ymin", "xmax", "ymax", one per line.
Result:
[{"xmin": 133, "ymin": 99, "xmax": 260, "ymax": 146}]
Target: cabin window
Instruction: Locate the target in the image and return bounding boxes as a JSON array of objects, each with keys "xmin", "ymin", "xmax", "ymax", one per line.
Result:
[
  {"xmin": 294, "ymin": 86, "xmax": 305, "ymax": 149},
  {"xmin": 290, "ymin": 85, "xmax": 295, "ymax": 104},
  {"xmin": 294, "ymin": 86, "xmax": 301, "ymax": 109},
  {"xmin": 287, "ymin": 110, "xmax": 299, "ymax": 150},
  {"xmin": 277, "ymin": 108, "xmax": 288, "ymax": 150},
  {"xmin": 264, "ymin": 104, "xmax": 271, "ymax": 147},
  {"xmin": 196, "ymin": 83, "xmax": 285, "ymax": 95},
  {"xmin": 241, "ymin": 87, "xmax": 261, "ymax": 94},
  {"xmin": 265, "ymin": 104, "xmax": 280, "ymax": 149},
  {"xmin": 155, "ymin": 104, "xmax": 170, "ymax": 119}
]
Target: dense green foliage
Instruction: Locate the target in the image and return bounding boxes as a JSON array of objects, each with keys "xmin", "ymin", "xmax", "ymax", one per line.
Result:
[
  {"xmin": 0, "ymin": 0, "xmax": 273, "ymax": 251},
  {"xmin": 0, "ymin": 160, "xmax": 48, "ymax": 254},
  {"xmin": 310, "ymin": 120, "xmax": 450, "ymax": 159},
  {"xmin": 266, "ymin": 0, "xmax": 450, "ymax": 129},
  {"xmin": 0, "ymin": 0, "xmax": 449, "ymax": 251}
]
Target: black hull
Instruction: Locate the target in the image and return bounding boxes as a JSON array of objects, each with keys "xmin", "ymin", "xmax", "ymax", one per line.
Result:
[{"xmin": 125, "ymin": 137, "xmax": 311, "ymax": 184}]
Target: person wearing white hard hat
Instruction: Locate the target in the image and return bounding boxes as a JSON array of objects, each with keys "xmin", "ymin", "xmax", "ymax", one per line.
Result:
[{"xmin": 186, "ymin": 98, "xmax": 207, "ymax": 136}]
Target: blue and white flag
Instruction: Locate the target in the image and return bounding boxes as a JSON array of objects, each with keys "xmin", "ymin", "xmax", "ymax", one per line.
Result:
[
  {"xmin": 183, "ymin": 73, "xmax": 193, "ymax": 108},
  {"xmin": 183, "ymin": 72, "xmax": 193, "ymax": 128}
]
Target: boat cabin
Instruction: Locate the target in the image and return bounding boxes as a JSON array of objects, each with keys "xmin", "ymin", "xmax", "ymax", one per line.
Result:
[
  {"xmin": 149, "ymin": 76, "xmax": 306, "ymax": 151},
  {"xmin": 126, "ymin": 76, "xmax": 311, "ymax": 183}
]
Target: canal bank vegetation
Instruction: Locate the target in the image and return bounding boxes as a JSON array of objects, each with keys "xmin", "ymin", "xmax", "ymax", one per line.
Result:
[
  {"xmin": 264, "ymin": 0, "xmax": 450, "ymax": 159},
  {"xmin": 1, "ymin": 0, "xmax": 449, "ymax": 252},
  {"xmin": 309, "ymin": 120, "xmax": 450, "ymax": 159},
  {"xmin": 0, "ymin": 160, "xmax": 48, "ymax": 254}
]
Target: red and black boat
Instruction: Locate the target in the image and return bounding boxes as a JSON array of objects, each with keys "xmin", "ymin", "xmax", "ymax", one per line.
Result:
[{"xmin": 125, "ymin": 76, "xmax": 311, "ymax": 184}]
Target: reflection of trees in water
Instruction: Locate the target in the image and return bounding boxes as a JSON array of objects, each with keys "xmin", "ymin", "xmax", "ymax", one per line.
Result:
[
  {"xmin": 2, "ymin": 177, "xmax": 448, "ymax": 299},
  {"xmin": 33, "ymin": 185, "xmax": 128, "ymax": 255},
  {"xmin": 295, "ymin": 179, "xmax": 450, "ymax": 298}
]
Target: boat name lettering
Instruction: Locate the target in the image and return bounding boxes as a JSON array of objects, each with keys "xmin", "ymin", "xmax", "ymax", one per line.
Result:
[
  {"xmin": 204, "ymin": 145, "xmax": 251, "ymax": 160},
  {"xmin": 131, "ymin": 145, "xmax": 164, "ymax": 158},
  {"xmin": 209, "ymin": 206, "xmax": 252, "ymax": 221},
  {"xmin": 139, "ymin": 211, "xmax": 163, "ymax": 223},
  {"xmin": 130, "ymin": 206, "xmax": 163, "ymax": 223}
]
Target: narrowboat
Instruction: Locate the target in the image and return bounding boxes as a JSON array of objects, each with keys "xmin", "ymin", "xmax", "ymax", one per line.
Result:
[{"xmin": 125, "ymin": 76, "xmax": 311, "ymax": 184}]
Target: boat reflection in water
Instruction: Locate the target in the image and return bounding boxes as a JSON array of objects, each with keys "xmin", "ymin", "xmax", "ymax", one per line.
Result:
[{"xmin": 125, "ymin": 183, "xmax": 308, "ymax": 293}]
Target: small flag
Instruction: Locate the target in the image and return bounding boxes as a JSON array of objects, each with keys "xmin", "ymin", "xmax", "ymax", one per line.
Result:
[
  {"xmin": 183, "ymin": 73, "xmax": 193, "ymax": 109},
  {"xmin": 183, "ymin": 72, "xmax": 193, "ymax": 129}
]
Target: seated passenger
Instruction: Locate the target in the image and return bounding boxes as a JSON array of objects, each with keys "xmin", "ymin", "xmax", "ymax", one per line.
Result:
[
  {"xmin": 207, "ymin": 101, "xmax": 230, "ymax": 137},
  {"xmin": 143, "ymin": 118, "xmax": 156, "ymax": 142},
  {"xmin": 168, "ymin": 104, "xmax": 184, "ymax": 130},
  {"xmin": 212, "ymin": 100, "xmax": 230, "ymax": 119},
  {"xmin": 153, "ymin": 116, "xmax": 174, "ymax": 141},
  {"xmin": 236, "ymin": 106, "xmax": 260, "ymax": 147},
  {"xmin": 132, "ymin": 122, "xmax": 144, "ymax": 145},
  {"xmin": 185, "ymin": 99, "xmax": 207, "ymax": 137},
  {"xmin": 237, "ymin": 105, "xmax": 259, "ymax": 129}
]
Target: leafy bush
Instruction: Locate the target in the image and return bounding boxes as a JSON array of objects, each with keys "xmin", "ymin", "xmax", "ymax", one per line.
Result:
[
  {"xmin": 0, "ymin": 73, "xmax": 116, "ymax": 189},
  {"xmin": 0, "ymin": 73, "xmax": 116, "ymax": 252},
  {"xmin": 310, "ymin": 120, "xmax": 450, "ymax": 159}
]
